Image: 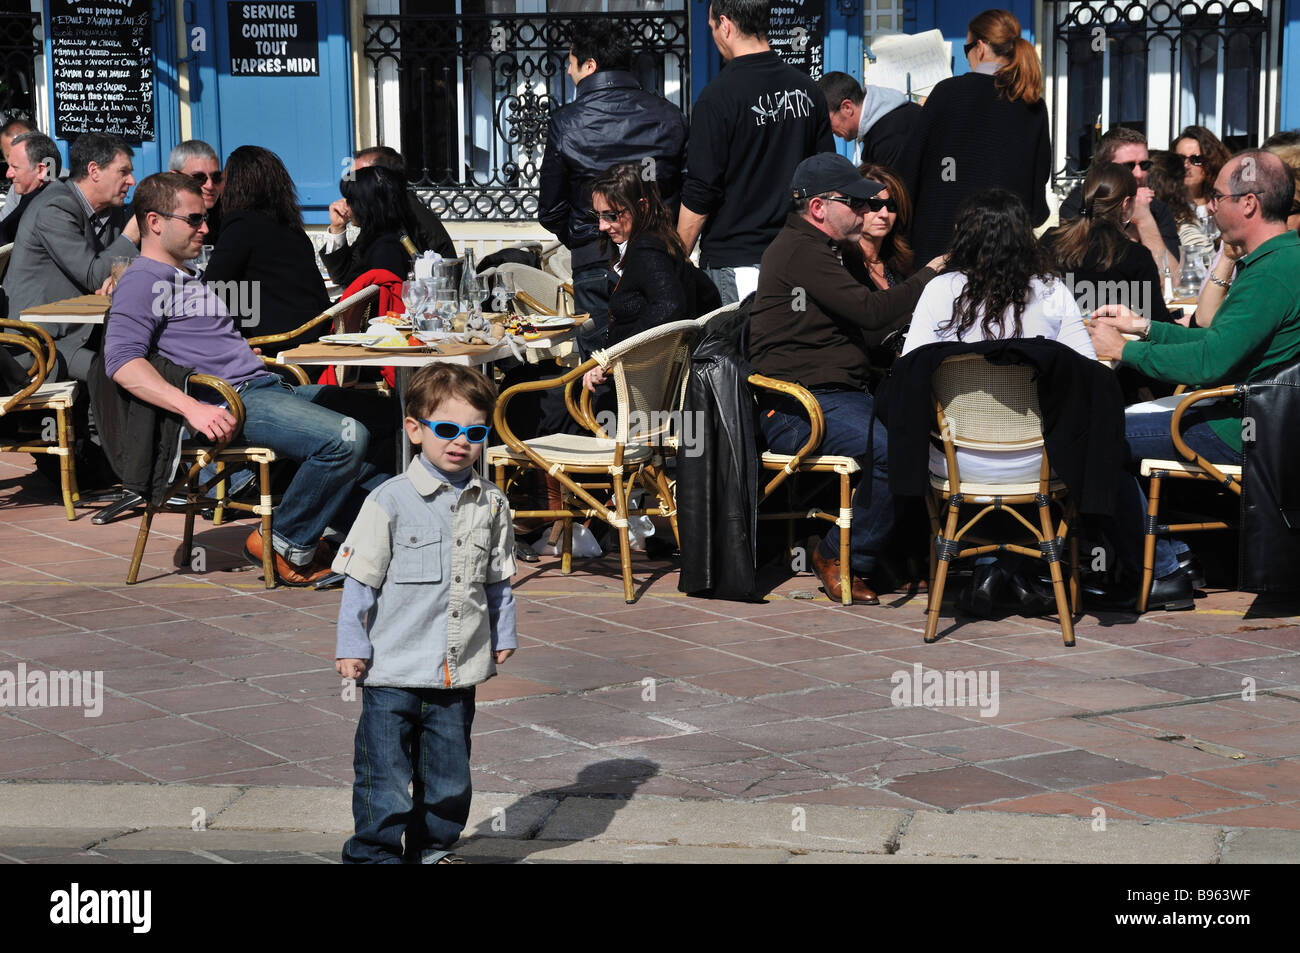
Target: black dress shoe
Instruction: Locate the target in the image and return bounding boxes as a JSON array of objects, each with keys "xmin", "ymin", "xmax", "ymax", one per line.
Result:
[
  {"xmin": 92, "ymin": 490, "xmax": 145, "ymax": 525},
  {"xmin": 957, "ymin": 564, "xmax": 1007, "ymax": 618},
  {"xmin": 1145, "ymin": 568, "xmax": 1195, "ymax": 611},
  {"xmin": 1177, "ymin": 553, "xmax": 1206, "ymax": 590},
  {"xmin": 1005, "ymin": 570, "xmax": 1061, "ymax": 617}
]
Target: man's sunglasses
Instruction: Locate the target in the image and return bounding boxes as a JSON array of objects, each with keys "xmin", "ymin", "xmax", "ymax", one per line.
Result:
[
  {"xmin": 191, "ymin": 171, "xmax": 223, "ymax": 185},
  {"xmin": 821, "ymin": 194, "xmax": 896, "ymax": 213},
  {"xmin": 1209, "ymin": 190, "xmax": 1259, "ymax": 206},
  {"xmin": 418, "ymin": 419, "xmax": 490, "ymax": 443},
  {"xmin": 154, "ymin": 211, "xmax": 208, "ymax": 228},
  {"xmin": 1181, "ymin": 154, "xmax": 1206, "ymax": 166},
  {"xmin": 1121, "ymin": 159, "xmax": 1154, "ymax": 172}
]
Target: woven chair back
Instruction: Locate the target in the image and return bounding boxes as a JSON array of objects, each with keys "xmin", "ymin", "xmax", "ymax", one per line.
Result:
[
  {"xmin": 603, "ymin": 320, "xmax": 700, "ymax": 446},
  {"xmin": 329, "ymin": 284, "xmax": 380, "ymax": 334},
  {"xmin": 932, "ymin": 354, "xmax": 1044, "ymax": 452}
]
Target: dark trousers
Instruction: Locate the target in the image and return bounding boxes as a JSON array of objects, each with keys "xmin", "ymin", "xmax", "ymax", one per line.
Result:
[{"xmin": 342, "ymin": 685, "xmax": 476, "ymax": 864}]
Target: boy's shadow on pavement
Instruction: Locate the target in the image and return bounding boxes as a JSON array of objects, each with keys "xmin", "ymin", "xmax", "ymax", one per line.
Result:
[{"xmin": 465, "ymin": 758, "xmax": 659, "ymax": 864}]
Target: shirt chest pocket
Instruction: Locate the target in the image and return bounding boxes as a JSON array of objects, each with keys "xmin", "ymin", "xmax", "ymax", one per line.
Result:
[
  {"xmin": 468, "ymin": 528, "xmax": 493, "ymax": 583},
  {"xmin": 390, "ymin": 527, "xmax": 441, "ymax": 583}
]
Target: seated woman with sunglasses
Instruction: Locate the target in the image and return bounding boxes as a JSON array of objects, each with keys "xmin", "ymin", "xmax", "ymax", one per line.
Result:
[
  {"xmin": 582, "ymin": 162, "xmax": 720, "ymax": 392},
  {"xmin": 1172, "ymin": 126, "xmax": 1231, "ymax": 224},
  {"xmin": 203, "ymin": 145, "xmax": 331, "ymax": 353},
  {"xmin": 855, "ymin": 162, "xmax": 916, "ymax": 291}
]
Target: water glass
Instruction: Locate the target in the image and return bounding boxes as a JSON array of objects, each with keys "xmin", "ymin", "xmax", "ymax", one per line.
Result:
[{"xmin": 433, "ymin": 289, "xmax": 458, "ymax": 331}]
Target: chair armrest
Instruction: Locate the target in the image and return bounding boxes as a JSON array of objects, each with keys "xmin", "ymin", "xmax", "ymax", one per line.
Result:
[
  {"xmin": 0, "ymin": 321, "xmax": 54, "ymax": 411},
  {"xmin": 514, "ymin": 288, "xmax": 557, "ymax": 316},
  {"xmin": 492, "ymin": 356, "xmax": 601, "ymax": 460},
  {"xmin": 1169, "ymin": 383, "xmax": 1244, "ymax": 489},
  {"xmin": 188, "ymin": 374, "xmax": 243, "ymax": 453},
  {"xmin": 748, "ymin": 374, "xmax": 828, "ymax": 500},
  {"xmin": 259, "ymin": 358, "xmax": 311, "ymax": 386},
  {"xmin": 246, "ymin": 311, "xmax": 335, "ymax": 350}
]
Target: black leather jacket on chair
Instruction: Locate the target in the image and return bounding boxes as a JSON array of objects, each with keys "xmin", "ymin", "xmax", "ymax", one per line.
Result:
[
  {"xmin": 1240, "ymin": 356, "xmax": 1300, "ymax": 591},
  {"xmin": 538, "ymin": 70, "xmax": 688, "ymax": 272},
  {"xmin": 677, "ymin": 302, "xmax": 762, "ymax": 602}
]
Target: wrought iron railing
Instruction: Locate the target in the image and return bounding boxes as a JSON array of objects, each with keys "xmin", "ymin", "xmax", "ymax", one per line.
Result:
[
  {"xmin": 1043, "ymin": 0, "xmax": 1277, "ymax": 192},
  {"xmin": 363, "ymin": 11, "xmax": 691, "ymax": 222}
]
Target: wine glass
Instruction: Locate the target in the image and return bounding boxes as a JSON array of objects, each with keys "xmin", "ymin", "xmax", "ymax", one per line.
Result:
[
  {"xmin": 492, "ymin": 272, "xmax": 517, "ymax": 314},
  {"xmin": 401, "ymin": 280, "xmax": 426, "ymax": 321},
  {"xmin": 433, "ymin": 288, "xmax": 458, "ymax": 332}
]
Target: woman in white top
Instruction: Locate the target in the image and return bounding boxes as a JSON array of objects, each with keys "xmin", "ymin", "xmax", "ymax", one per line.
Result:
[{"xmin": 902, "ymin": 188, "xmax": 1096, "ymax": 486}]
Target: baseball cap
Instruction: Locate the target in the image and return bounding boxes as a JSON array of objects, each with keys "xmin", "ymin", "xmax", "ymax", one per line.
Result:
[{"xmin": 791, "ymin": 153, "xmax": 885, "ymax": 201}]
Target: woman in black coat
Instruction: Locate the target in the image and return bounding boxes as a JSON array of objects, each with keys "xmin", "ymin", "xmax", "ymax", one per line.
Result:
[
  {"xmin": 332, "ymin": 166, "xmax": 420, "ymax": 288},
  {"xmin": 582, "ymin": 162, "xmax": 720, "ymax": 391},
  {"xmin": 204, "ymin": 145, "xmax": 331, "ymax": 353},
  {"xmin": 902, "ymin": 8, "xmax": 1051, "ymax": 264}
]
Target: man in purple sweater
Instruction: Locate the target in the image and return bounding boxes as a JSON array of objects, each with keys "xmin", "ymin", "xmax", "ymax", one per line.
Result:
[{"xmin": 103, "ymin": 172, "xmax": 386, "ymax": 586}]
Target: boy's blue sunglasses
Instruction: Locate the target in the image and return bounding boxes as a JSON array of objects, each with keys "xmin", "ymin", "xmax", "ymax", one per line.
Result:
[{"xmin": 419, "ymin": 419, "xmax": 490, "ymax": 443}]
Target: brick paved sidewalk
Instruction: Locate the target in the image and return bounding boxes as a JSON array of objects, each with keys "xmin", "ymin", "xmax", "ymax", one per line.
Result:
[{"xmin": 3, "ymin": 451, "xmax": 1299, "ymax": 861}]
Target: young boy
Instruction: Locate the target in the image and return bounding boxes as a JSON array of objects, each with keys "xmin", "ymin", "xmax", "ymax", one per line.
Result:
[{"xmin": 334, "ymin": 364, "xmax": 517, "ymax": 864}]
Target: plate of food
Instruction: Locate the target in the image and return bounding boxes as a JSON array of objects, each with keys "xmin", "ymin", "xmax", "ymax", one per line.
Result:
[
  {"xmin": 369, "ymin": 313, "xmax": 413, "ymax": 330},
  {"xmin": 363, "ymin": 334, "xmax": 435, "ymax": 351},
  {"xmin": 320, "ymin": 332, "xmax": 386, "ymax": 346},
  {"xmin": 506, "ymin": 316, "xmax": 576, "ymax": 340}
]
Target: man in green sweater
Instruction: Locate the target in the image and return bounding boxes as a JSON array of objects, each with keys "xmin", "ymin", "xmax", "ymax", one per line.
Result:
[{"xmin": 1090, "ymin": 148, "xmax": 1299, "ymax": 610}]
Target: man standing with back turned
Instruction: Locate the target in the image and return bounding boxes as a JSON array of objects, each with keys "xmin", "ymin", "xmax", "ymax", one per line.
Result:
[{"xmin": 677, "ymin": 0, "xmax": 834, "ymax": 304}]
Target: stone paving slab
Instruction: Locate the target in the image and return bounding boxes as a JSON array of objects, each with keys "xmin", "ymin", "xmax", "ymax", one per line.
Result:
[{"xmin": 3, "ymin": 451, "xmax": 1300, "ymax": 862}]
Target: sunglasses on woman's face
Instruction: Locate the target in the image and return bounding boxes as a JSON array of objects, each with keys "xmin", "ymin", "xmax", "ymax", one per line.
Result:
[
  {"xmin": 864, "ymin": 197, "xmax": 898, "ymax": 213},
  {"xmin": 1181, "ymin": 154, "xmax": 1205, "ymax": 166},
  {"xmin": 963, "ymin": 39, "xmax": 979, "ymax": 56},
  {"xmin": 419, "ymin": 419, "xmax": 490, "ymax": 443},
  {"xmin": 592, "ymin": 208, "xmax": 629, "ymax": 223},
  {"xmin": 191, "ymin": 170, "xmax": 223, "ymax": 186}
]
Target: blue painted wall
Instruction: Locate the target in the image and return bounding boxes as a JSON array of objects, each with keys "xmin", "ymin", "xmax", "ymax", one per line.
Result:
[{"xmin": 1282, "ymin": 0, "xmax": 1300, "ymax": 131}]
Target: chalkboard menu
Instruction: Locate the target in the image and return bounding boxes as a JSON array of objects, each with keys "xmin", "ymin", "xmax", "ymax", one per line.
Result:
[
  {"xmin": 228, "ymin": 2, "xmax": 320, "ymax": 76},
  {"xmin": 769, "ymin": 0, "xmax": 825, "ymax": 79},
  {"xmin": 50, "ymin": 0, "xmax": 154, "ymax": 141}
]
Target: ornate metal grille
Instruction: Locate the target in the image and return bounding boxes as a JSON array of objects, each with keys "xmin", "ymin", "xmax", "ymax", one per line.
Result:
[
  {"xmin": 0, "ymin": 9, "xmax": 42, "ymax": 192},
  {"xmin": 1044, "ymin": 0, "xmax": 1279, "ymax": 191},
  {"xmin": 363, "ymin": 12, "xmax": 691, "ymax": 221}
]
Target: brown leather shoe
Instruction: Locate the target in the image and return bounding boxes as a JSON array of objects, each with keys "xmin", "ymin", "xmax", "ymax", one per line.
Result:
[
  {"xmin": 244, "ymin": 530, "xmax": 335, "ymax": 587},
  {"xmin": 811, "ymin": 548, "xmax": 879, "ymax": 605}
]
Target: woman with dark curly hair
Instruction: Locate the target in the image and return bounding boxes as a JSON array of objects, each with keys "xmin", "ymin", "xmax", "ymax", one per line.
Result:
[
  {"xmin": 902, "ymin": 188, "xmax": 1096, "ymax": 614},
  {"xmin": 903, "ymin": 188, "xmax": 1095, "ymax": 480},
  {"xmin": 327, "ymin": 165, "xmax": 422, "ymax": 288},
  {"xmin": 204, "ymin": 145, "xmax": 330, "ymax": 350},
  {"xmin": 854, "ymin": 162, "xmax": 915, "ymax": 289}
]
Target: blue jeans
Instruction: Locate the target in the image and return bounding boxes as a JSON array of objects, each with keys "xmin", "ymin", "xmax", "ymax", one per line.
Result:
[
  {"xmin": 234, "ymin": 375, "xmax": 389, "ymax": 565},
  {"xmin": 1108, "ymin": 406, "xmax": 1240, "ymax": 579},
  {"xmin": 342, "ymin": 686, "xmax": 476, "ymax": 864},
  {"xmin": 759, "ymin": 387, "xmax": 893, "ymax": 575}
]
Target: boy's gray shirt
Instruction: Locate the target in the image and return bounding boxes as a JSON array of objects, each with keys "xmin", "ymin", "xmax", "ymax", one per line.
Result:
[{"xmin": 333, "ymin": 456, "xmax": 517, "ymax": 688}]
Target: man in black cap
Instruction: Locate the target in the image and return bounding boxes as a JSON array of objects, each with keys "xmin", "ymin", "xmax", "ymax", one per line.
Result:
[{"xmin": 748, "ymin": 153, "xmax": 946, "ymax": 603}]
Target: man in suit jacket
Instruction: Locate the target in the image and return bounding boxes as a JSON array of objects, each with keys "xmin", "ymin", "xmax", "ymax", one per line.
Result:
[
  {"xmin": 3, "ymin": 132, "xmax": 140, "ymax": 381},
  {"xmin": 0, "ymin": 131, "xmax": 61, "ymax": 244}
]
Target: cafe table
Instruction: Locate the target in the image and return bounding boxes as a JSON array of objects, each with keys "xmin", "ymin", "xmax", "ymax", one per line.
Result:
[
  {"xmin": 19, "ymin": 294, "xmax": 111, "ymax": 325},
  {"xmin": 276, "ymin": 321, "xmax": 586, "ymax": 470}
]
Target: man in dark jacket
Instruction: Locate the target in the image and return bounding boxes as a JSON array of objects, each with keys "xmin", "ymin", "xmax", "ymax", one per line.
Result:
[
  {"xmin": 818, "ymin": 71, "xmax": 921, "ymax": 171},
  {"xmin": 0, "ymin": 131, "xmax": 59, "ymax": 244},
  {"xmin": 538, "ymin": 21, "xmax": 688, "ymax": 348}
]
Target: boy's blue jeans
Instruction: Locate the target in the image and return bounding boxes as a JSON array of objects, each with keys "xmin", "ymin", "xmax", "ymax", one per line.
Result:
[{"xmin": 342, "ymin": 686, "xmax": 476, "ymax": 864}]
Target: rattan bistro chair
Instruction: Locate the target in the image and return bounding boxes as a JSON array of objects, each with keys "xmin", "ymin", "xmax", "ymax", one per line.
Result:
[
  {"xmin": 1136, "ymin": 385, "xmax": 1244, "ymax": 613},
  {"xmin": 746, "ymin": 374, "xmax": 858, "ymax": 605},
  {"xmin": 482, "ymin": 262, "xmax": 575, "ymax": 316},
  {"xmin": 126, "ymin": 374, "xmax": 286, "ymax": 589},
  {"xmin": 0, "ymin": 242, "xmax": 13, "ymax": 283},
  {"xmin": 924, "ymin": 354, "xmax": 1080, "ymax": 645},
  {"xmin": 487, "ymin": 320, "xmax": 699, "ymax": 603},
  {"xmin": 0, "ymin": 320, "xmax": 81, "ymax": 520}
]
